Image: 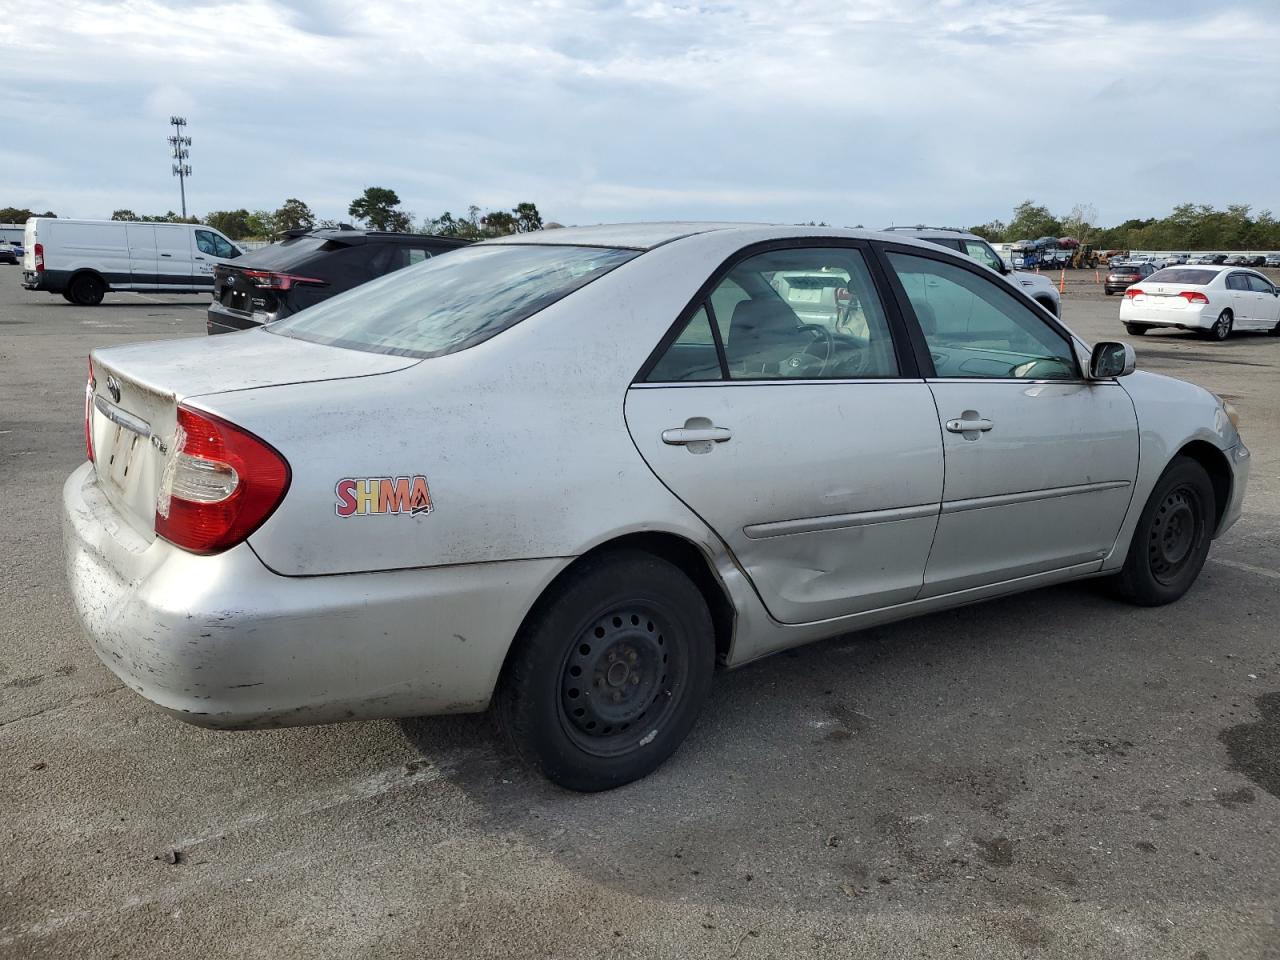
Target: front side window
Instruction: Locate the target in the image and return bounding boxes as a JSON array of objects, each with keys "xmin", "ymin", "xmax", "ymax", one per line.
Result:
[
  {"xmin": 1247, "ymin": 274, "xmax": 1276, "ymax": 294},
  {"xmin": 195, "ymin": 230, "xmax": 218, "ymax": 256},
  {"xmin": 961, "ymin": 239, "xmax": 1004, "ymax": 273},
  {"xmin": 271, "ymin": 244, "xmax": 638, "ymax": 358},
  {"xmin": 646, "ymin": 247, "xmax": 900, "ymax": 381},
  {"xmin": 887, "ymin": 251, "xmax": 1077, "ymax": 380}
]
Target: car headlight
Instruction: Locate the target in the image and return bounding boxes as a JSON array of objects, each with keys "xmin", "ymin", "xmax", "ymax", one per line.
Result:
[{"xmin": 1217, "ymin": 396, "xmax": 1240, "ymax": 430}]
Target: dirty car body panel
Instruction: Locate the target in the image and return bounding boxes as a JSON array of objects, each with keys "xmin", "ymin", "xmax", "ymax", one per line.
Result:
[{"xmin": 63, "ymin": 223, "xmax": 1248, "ymax": 734}]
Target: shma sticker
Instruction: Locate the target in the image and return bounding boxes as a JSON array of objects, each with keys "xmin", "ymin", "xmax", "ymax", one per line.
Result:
[{"xmin": 335, "ymin": 476, "xmax": 434, "ymax": 517}]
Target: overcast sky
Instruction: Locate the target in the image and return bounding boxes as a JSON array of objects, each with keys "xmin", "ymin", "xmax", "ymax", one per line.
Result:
[{"xmin": 2, "ymin": 0, "xmax": 1277, "ymax": 229}]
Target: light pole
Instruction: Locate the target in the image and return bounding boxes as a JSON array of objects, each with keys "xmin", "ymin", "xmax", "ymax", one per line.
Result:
[{"xmin": 168, "ymin": 116, "xmax": 192, "ymax": 218}]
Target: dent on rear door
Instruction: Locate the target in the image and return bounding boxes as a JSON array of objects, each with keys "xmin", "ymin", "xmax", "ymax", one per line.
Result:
[{"xmin": 624, "ymin": 382, "xmax": 944, "ymax": 624}]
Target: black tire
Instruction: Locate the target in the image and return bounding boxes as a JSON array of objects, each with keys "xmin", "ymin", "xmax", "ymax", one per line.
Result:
[
  {"xmin": 1124, "ymin": 324, "xmax": 1147, "ymax": 336},
  {"xmin": 69, "ymin": 273, "xmax": 105, "ymax": 306},
  {"xmin": 1269, "ymin": 321, "xmax": 1280, "ymax": 337},
  {"xmin": 61, "ymin": 290, "xmax": 75, "ymax": 302},
  {"xmin": 1202, "ymin": 310, "xmax": 1232, "ymax": 341},
  {"xmin": 496, "ymin": 550, "xmax": 714, "ymax": 791},
  {"xmin": 1110, "ymin": 456, "xmax": 1215, "ymax": 606},
  {"xmin": 1104, "ymin": 289, "xmax": 1113, "ymax": 296}
]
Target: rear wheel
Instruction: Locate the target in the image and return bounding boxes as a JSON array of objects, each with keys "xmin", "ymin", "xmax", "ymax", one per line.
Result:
[
  {"xmin": 1124, "ymin": 324, "xmax": 1147, "ymax": 336},
  {"xmin": 496, "ymin": 550, "xmax": 714, "ymax": 791},
  {"xmin": 1110, "ymin": 456, "xmax": 1215, "ymax": 606},
  {"xmin": 1104, "ymin": 289, "xmax": 1113, "ymax": 296},
  {"xmin": 1202, "ymin": 310, "xmax": 1232, "ymax": 341},
  {"xmin": 69, "ymin": 273, "xmax": 105, "ymax": 306}
]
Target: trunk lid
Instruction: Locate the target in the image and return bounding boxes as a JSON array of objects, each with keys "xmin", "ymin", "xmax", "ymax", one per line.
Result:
[{"xmin": 88, "ymin": 331, "xmax": 416, "ymax": 539}]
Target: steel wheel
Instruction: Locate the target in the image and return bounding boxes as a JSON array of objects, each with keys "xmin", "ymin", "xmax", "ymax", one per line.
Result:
[
  {"xmin": 1147, "ymin": 485, "xmax": 1203, "ymax": 586},
  {"xmin": 558, "ymin": 603, "xmax": 684, "ymax": 758}
]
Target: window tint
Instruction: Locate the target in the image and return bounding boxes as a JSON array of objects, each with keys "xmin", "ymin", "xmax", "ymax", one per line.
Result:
[
  {"xmin": 1147, "ymin": 268, "xmax": 1218, "ymax": 284},
  {"xmin": 887, "ymin": 251, "xmax": 1077, "ymax": 380},
  {"xmin": 1247, "ymin": 274, "xmax": 1275, "ymax": 294},
  {"xmin": 211, "ymin": 234, "xmax": 236, "ymax": 258},
  {"xmin": 646, "ymin": 306, "xmax": 722, "ymax": 382},
  {"xmin": 194, "ymin": 230, "xmax": 218, "ymax": 256},
  {"xmin": 408, "ymin": 248, "xmax": 431, "ymax": 266},
  {"xmin": 270, "ymin": 244, "xmax": 637, "ymax": 358},
  {"xmin": 1226, "ymin": 274, "xmax": 1250, "ymax": 291},
  {"xmin": 961, "ymin": 240, "xmax": 1004, "ymax": 272}
]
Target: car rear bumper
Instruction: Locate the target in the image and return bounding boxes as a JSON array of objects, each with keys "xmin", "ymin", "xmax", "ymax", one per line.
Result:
[
  {"xmin": 207, "ymin": 300, "xmax": 265, "ymax": 335},
  {"xmin": 1218, "ymin": 441, "xmax": 1250, "ymax": 537},
  {"xmin": 63, "ymin": 462, "xmax": 562, "ymax": 729},
  {"xmin": 1119, "ymin": 298, "xmax": 1212, "ymax": 330}
]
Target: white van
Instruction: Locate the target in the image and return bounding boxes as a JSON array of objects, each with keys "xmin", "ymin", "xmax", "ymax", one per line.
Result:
[{"xmin": 22, "ymin": 218, "xmax": 244, "ymax": 305}]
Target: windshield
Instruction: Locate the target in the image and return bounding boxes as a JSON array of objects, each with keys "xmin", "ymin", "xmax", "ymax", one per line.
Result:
[
  {"xmin": 1147, "ymin": 268, "xmax": 1218, "ymax": 284},
  {"xmin": 269, "ymin": 243, "xmax": 638, "ymax": 358}
]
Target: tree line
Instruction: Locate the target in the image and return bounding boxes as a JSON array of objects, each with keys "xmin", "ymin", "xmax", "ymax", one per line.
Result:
[
  {"xmin": 968, "ymin": 201, "xmax": 1280, "ymax": 251},
  {"xmin": 107, "ymin": 188, "xmax": 545, "ymax": 242}
]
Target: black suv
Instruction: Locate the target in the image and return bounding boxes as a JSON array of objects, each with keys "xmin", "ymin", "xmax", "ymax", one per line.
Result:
[{"xmin": 207, "ymin": 227, "xmax": 469, "ymax": 335}]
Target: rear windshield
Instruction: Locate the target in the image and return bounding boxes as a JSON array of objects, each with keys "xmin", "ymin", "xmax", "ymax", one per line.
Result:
[
  {"xmin": 1146, "ymin": 268, "xmax": 1219, "ymax": 284},
  {"xmin": 238, "ymin": 236, "xmax": 329, "ymax": 269},
  {"xmin": 268, "ymin": 244, "xmax": 639, "ymax": 358}
]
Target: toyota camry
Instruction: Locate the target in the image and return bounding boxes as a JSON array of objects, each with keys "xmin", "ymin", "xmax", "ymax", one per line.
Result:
[{"xmin": 64, "ymin": 223, "xmax": 1250, "ymax": 791}]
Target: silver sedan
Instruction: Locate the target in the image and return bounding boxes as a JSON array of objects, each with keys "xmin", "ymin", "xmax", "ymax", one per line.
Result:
[{"xmin": 64, "ymin": 223, "xmax": 1250, "ymax": 790}]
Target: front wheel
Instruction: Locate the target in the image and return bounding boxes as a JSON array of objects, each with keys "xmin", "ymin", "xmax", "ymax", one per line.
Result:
[
  {"xmin": 1124, "ymin": 324, "xmax": 1147, "ymax": 336},
  {"xmin": 1110, "ymin": 456, "xmax": 1215, "ymax": 606},
  {"xmin": 1203, "ymin": 310, "xmax": 1233, "ymax": 341},
  {"xmin": 1104, "ymin": 289, "xmax": 1113, "ymax": 296},
  {"xmin": 495, "ymin": 550, "xmax": 714, "ymax": 791}
]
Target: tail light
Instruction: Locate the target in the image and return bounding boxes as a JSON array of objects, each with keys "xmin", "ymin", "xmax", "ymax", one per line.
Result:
[
  {"xmin": 239, "ymin": 269, "xmax": 326, "ymax": 292},
  {"xmin": 34, "ymin": 242, "xmax": 44, "ymax": 273},
  {"xmin": 84, "ymin": 357, "xmax": 95, "ymax": 463},
  {"xmin": 1179, "ymin": 291, "xmax": 1209, "ymax": 304},
  {"xmin": 155, "ymin": 405, "xmax": 291, "ymax": 555},
  {"xmin": 1124, "ymin": 288, "xmax": 1144, "ymax": 299}
]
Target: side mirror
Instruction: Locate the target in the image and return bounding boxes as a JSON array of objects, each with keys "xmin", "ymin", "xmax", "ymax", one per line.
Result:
[{"xmin": 1090, "ymin": 341, "xmax": 1136, "ymax": 379}]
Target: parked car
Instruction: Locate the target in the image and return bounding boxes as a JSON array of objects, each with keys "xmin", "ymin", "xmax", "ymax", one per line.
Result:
[
  {"xmin": 1224, "ymin": 254, "xmax": 1249, "ymax": 266},
  {"xmin": 1158, "ymin": 254, "xmax": 1189, "ymax": 268},
  {"xmin": 22, "ymin": 218, "xmax": 243, "ymax": 305},
  {"xmin": 1119, "ymin": 265, "xmax": 1280, "ymax": 340},
  {"xmin": 1191, "ymin": 254, "xmax": 1217, "ymax": 265},
  {"xmin": 1265, "ymin": 254, "xmax": 1280, "ymax": 268},
  {"xmin": 882, "ymin": 226, "xmax": 1061, "ymax": 315},
  {"xmin": 1246, "ymin": 255, "xmax": 1267, "ymax": 268},
  {"xmin": 65, "ymin": 223, "xmax": 1249, "ymax": 790},
  {"xmin": 207, "ymin": 228, "xmax": 471, "ymax": 334},
  {"xmin": 0, "ymin": 241, "xmax": 18, "ymax": 265},
  {"xmin": 1104, "ymin": 261, "xmax": 1156, "ymax": 295}
]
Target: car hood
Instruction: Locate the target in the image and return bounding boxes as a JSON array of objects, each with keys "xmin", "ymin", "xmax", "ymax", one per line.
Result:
[{"xmin": 90, "ymin": 328, "xmax": 418, "ymax": 402}]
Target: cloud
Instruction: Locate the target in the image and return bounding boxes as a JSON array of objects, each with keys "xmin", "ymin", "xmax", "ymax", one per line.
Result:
[{"xmin": 1, "ymin": 0, "xmax": 1277, "ymax": 226}]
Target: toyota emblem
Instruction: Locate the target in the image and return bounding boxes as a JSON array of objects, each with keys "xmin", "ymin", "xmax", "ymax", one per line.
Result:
[{"xmin": 106, "ymin": 375, "xmax": 121, "ymax": 403}]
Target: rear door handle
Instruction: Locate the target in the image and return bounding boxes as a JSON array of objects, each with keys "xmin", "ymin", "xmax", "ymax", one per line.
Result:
[
  {"xmin": 945, "ymin": 416, "xmax": 993, "ymax": 434},
  {"xmin": 160, "ymin": 253, "xmax": 172, "ymax": 257},
  {"xmin": 662, "ymin": 426, "xmax": 732, "ymax": 445}
]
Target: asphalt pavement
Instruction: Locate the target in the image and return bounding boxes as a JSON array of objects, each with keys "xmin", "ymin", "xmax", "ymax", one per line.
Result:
[{"xmin": 2, "ymin": 267, "xmax": 1278, "ymax": 959}]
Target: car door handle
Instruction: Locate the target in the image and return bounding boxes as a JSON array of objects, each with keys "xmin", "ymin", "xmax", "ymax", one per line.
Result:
[
  {"xmin": 945, "ymin": 416, "xmax": 993, "ymax": 433},
  {"xmin": 160, "ymin": 253, "xmax": 172, "ymax": 257},
  {"xmin": 662, "ymin": 426, "xmax": 732, "ymax": 445},
  {"xmin": 194, "ymin": 255, "xmax": 205, "ymax": 260}
]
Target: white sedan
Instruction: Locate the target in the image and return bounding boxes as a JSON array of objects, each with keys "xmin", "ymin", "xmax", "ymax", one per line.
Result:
[
  {"xmin": 1120, "ymin": 265, "xmax": 1280, "ymax": 340},
  {"xmin": 64, "ymin": 223, "xmax": 1249, "ymax": 790}
]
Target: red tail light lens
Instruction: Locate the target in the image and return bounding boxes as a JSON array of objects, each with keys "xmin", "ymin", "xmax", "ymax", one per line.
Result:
[
  {"xmin": 239, "ymin": 269, "xmax": 327, "ymax": 292},
  {"xmin": 34, "ymin": 242, "xmax": 44, "ymax": 273},
  {"xmin": 84, "ymin": 357, "xmax": 95, "ymax": 463},
  {"xmin": 155, "ymin": 405, "xmax": 291, "ymax": 555},
  {"xmin": 1178, "ymin": 290, "xmax": 1209, "ymax": 304},
  {"xmin": 1124, "ymin": 287, "xmax": 1144, "ymax": 299}
]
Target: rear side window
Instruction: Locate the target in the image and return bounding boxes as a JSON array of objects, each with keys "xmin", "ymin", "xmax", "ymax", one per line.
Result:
[
  {"xmin": 270, "ymin": 244, "xmax": 638, "ymax": 358},
  {"xmin": 1226, "ymin": 274, "xmax": 1250, "ymax": 291},
  {"xmin": 1147, "ymin": 268, "xmax": 1218, "ymax": 284}
]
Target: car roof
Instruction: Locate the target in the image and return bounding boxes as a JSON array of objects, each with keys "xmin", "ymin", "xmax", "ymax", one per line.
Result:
[
  {"xmin": 298, "ymin": 228, "xmax": 470, "ymax": 247},
  {"xmin": 880, "ymin": 226, "xmax": 984, "ymax": 241},
  {"xmin": 481, "ymin": 222, "xmax": 771, "ymax": 251},
  {"xmin": 479, "ymin": 221, "xmax": 983, "ymax": 253}
]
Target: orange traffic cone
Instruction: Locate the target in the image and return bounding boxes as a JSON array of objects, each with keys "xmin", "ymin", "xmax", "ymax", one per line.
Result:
[{"xmin": 1059, "ymin": 269, "xmax": 1066, "ymax": 294}]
